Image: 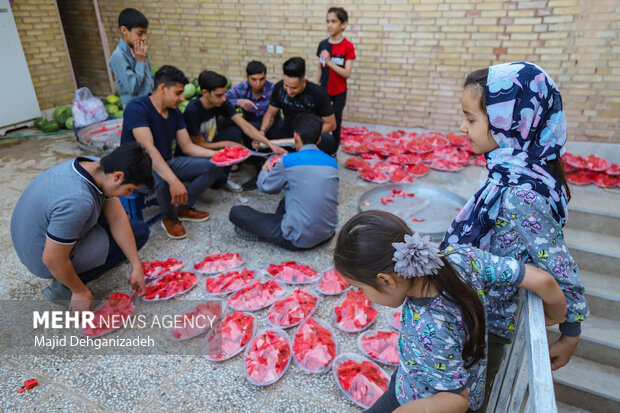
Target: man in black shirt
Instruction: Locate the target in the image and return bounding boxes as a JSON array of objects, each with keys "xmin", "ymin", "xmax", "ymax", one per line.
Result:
[{"xmin": 259, "ymin": 57, "xmax": 337, "ymax": 155}]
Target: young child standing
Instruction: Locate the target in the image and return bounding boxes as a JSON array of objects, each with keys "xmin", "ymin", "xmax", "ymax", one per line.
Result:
[
  {"xmin": 334, "ymin": 211, "xmax": 566, "ymax": 413},
  {"xmin": 109, "ymin": 8, "xmax": 154, "ymax": 109},
  {"xmin": 316, "ymin": 7, "xmax": 356, "ymax": 149},
  {"xmin": 441, "ymin": 62, "xmax": 589, "ymax": 410}
]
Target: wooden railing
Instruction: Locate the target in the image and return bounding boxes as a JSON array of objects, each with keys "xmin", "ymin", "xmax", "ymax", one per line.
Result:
[{"xmin": 487, "ymin": 290, "xmax": 557, "ymax": 412}]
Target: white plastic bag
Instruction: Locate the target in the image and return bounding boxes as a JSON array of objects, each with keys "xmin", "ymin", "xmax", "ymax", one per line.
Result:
[{"xmin": 72, "ymin": 87, "xmax": 108, "ymax": 128}]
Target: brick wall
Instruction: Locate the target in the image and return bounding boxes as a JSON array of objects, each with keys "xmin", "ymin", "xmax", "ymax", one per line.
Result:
[
  {"xmin": 11, "ymin": 0, "xmax": 75, "ymax": 110},
  {"xmin": 14, "ymin": 1, "xmax": 620, "ymax": 142},
  {"xmin": 57, "ymin": 0, "xmax": 110, "ymax": 96}
]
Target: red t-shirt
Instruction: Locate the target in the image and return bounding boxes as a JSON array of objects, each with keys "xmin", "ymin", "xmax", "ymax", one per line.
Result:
[{"xmin": 316, "ymin": 38, "xmax": 356, "ymax": 96}]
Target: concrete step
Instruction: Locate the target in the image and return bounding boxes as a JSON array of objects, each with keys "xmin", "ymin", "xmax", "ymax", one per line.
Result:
[
  {"xmin": 563, "ymin": 228, "xmax": 620, "ymax": 260},
  {"xmin": 548, "ymin": 315, "xmax": 620, "ymax": 369},
  {"xmin": 553, "ymin": 356, "xmax": 620, "ymax": 413},
  {"xmin": 580, "ymin": 270, "xmax": 620, "ymax": 317},
  {"xmin": 565, "ymin": 208, "xmax": 620, "ymax": 239},
  {"xmin": 569, "ymin": 244, "xmax": 620, "ymax": 277},
  {"xmin": 557, "ymin": 401, "xmax": 592, "ymax": 413}
]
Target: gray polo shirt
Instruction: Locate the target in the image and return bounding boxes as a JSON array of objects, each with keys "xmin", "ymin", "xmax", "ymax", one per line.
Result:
[
  {"xmin": 10, "ymin": 157, "xmax": 110, "ymax": 278},
  {"xmin": 257, "ymin": 144, "xmax": 339, "ymax": 248}
]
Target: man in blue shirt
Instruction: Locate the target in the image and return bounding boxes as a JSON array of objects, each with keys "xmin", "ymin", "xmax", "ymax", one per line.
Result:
[
  {"xmin": 121, "ymin": 65, "xmax": 226, "ymax": 240},
  {"xmin": 229, "ymin": 113, "xmax": 338, "ymax": 250},
  {"xmin": 109, "ymin": 8, "xmax": 154, "ymax": 108}
]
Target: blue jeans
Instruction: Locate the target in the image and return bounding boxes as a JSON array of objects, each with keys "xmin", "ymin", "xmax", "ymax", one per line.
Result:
[
  {"xmin": 153, "ymin": 156, "xmax": 224, "ymax": 219},
  {"xmin": 78, "ymin": 218, "xmax": 150, "ymax": 283}
]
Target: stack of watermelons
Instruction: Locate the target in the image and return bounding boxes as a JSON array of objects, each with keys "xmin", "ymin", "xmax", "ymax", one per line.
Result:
[
  {"xmin": 102, "ymin": 94, "xmax": 124, "ymax": 119},
  {"xmin": 178, "ymin": 78, "xmax": 202, "ymax": 113},
  {"xmin": 33, "ymin": 105, "xmax": 72, "ymax": 132}
]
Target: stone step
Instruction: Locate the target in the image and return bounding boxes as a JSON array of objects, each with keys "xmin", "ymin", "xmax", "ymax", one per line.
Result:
[
  {"xmin": 548, "ymin": 315, "xmax": 620, "ymax": 369},
  {"xmin": 563, "ymin": 228, "xmax": 620, "ymax": 260},
  {"xmin": 568, "ymin": 244, "xmax": 620, "ymax": 276},
  {"xmin": 553, "ymin": 356, "xmax": 620, "ymax": 413},
  {"xmin": 581, "ymin": 270, "xmax": 620, "ymax": 317},
  {"xmin": 556, "ymin": 401, "xmax": 592, "ymax": 413},
  {"xmin": 565, "ymin": 208, "xmax": 620, "ymax": 238}
]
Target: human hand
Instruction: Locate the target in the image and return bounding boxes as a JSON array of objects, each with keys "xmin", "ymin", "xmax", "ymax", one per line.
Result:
[
  {"xmin": 131, "ymin": 39, "xmax": 148, "ymax": 63},
  {"xmin": 128, "ymin": 266, "xmax": 146, "ymax": 296},
  {"xmin": 549, "ymin": 335, "xmax": 579, "ymax": 370},
  {"xmin": 320, "ymin": 50, "xmax": 331, "ymax": 63},
  {"xmin": 237, "ymin": 99, "xmax": 257, "ymax": 111},
  {"xmin": 69, "ymin": 288, "xmax": 94, "ymax": 314},
  {"xmin": 270, "ymin": 144, "xmax": 288, "ymax": 156},
  {"xmin": 169, "ymin": 179, "xmax": 188, "ymax": 205}
]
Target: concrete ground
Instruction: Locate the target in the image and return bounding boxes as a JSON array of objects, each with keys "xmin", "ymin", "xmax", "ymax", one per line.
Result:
[{"xmin": 1, "ymin": 122, "xmax": 617, "ymax": 412}]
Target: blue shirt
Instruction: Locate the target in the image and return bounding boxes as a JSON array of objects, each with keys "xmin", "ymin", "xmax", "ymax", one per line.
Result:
[
  {"xmin": 396, "ymin": 245, "xmax": 524, "ymax": 410},
  {"xmin": 225, "ymin": 80, "xmax": 274, "ymax": 122},
  {"xmin": 11, "ymin": 158, "xmax": 110, "ymax": 278},
  {"xmin": 121, "ymin": 95, "xmax": 186, "ymax": 161},
  {"xmin": 109, "ymin": 38, "xmax": 154, "ymax": 109},
  {"xmin": 183, "ymin": 98, "xmax": 238, "ymax": 142},
  {"xmin": 257, "ymin": 144, "xmax": 338, "ymax": 248},
  {"xmin": 487, "ymin": 187, "xmax": 588, "ymax": 338}
]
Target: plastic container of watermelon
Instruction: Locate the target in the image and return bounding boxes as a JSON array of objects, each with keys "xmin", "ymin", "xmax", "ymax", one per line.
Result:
[
  {"xmin": 81, "ymin": 292, "xmax": 139, "ymax": 338},
  {"xmin": 292, "ymin": 317, "xmax": 338, "ymax": 374},
  {"xmin": 127, "ymin": 256, "xmax": 186, "ymax": 281},
  {"xmin": 262, "ymin": 261, "xmax": 322, "ymax": 285},
  {"xmin": 387, "ymin": 306, "xmax": 402, "ymax": 330},
  {"xmin": 333, "ymin": 289, "xmax": 378, "ymax": 333},
  {"xmin": 141, "ymin": 271, "xmax": 198, "ymax": 301},
  {"xmin": 265, "ymin": 287, "xmax": 321, "ymax": 329},
  {"xmin": 211, "ymin": 146, "xmax": 251, "ymax": 167},
  {"xmin": 203, "ymin": 267, "xmax": 258, "ymax": 297},
  {"xmin": 358, "ymin": 167, "xmax": 389, "ymax": 184},
  {"xmin": 316, "ymin": 267, "xmax": 351, "ymax": 296},
  {"xmin": 244, "ymin": 327, "xmax": 292, "ymax": 386},
  {"xmin": 357, "ymin": 329, "xmax": 400, "ymax": 366},
  {"xmin": 165, "ymin": 301, "xmax": 226, "ymax": 341},
  {"xmin": 203, "ymin": 311, "xmax": 257, "ymax": 362},
  {"xmin": 227, "ymin": 279, "xmax": 288, "ymax": 312},
  {"xmin": 192, "ymin": 252, "xmax": 246, "ymax": 275},
  {"xmin": 332, "ymin": 353, "xmax": 391, "ymax": 410}
]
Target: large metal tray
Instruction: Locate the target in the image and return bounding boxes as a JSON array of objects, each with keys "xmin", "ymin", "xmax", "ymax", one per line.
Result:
[
  {"xmin": 358, "ymin": 183, "xmax": 466, "ymax": 241},
  {"xmin": 76, "ymin": 118, "xmax": 123, "ymax": 154}
]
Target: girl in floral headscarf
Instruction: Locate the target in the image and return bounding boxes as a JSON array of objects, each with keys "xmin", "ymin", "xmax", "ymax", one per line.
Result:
[{"xmin": 441, "ymin": 62, "xmax": 588, "ymax": 411}]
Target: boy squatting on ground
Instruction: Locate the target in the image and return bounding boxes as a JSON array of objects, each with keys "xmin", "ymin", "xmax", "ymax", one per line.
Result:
[
  {"xmin": 121, "ymin": 65, "xmax": 228, "ymax": 240},
  {"xmin": 229, "ymin": 113, "xmax": 338, "ymax": 251},
  {"xmin": 10, "ymin": 143, "xmax": 153, "ymax": 313},
  {"xmin": 109, "ymin": 8, "xmax": 154, "ymax": 109}
]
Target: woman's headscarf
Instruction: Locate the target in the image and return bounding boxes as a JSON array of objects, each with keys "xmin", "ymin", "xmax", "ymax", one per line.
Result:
[{"xmin": 441, "ymin": 62, "xmax": 568, "ymax": 250}]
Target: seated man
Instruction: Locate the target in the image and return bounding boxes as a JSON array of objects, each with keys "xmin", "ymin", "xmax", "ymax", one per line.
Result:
[
  {"xmin": 10, "ymin": 142, "xmax": 153, "ymax": 312},
  {"xmin": 121, "ymin": 65, "xmax": 226, "ymax": 239},
  {"xmin": 183, "ymin": 70, "xmax": 286, "ymax": 191},
  {"xmin": 260, "ymin": 57, "xmax": 338, "ymax": 156},
  {"xmin": 225, "ymin": 60, "xmax": 274, "ymax": 130},
  {"xmin": 229, "ymin": 113, "xmax": 339, "ymax": 250}
]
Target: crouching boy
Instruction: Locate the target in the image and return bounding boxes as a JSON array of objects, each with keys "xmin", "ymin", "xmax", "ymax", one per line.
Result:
[{"xmin": 229, "ymin": 113, "xmax": 338, "ymax": 250}]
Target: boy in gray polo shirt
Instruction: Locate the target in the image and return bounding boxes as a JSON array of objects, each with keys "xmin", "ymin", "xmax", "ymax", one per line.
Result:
[
  {"xmin": 229, "ymin": 113, "xmax": 339, "ymax": 250},
  {"xmin": 11, "ymin": 142, "xmax": 153, "ymax": 312}
]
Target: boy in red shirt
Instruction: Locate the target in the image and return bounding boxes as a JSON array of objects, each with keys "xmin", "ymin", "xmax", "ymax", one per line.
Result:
[{"xmin": 316, "ymin": 7, "xmax": 356, "ymax": 150}]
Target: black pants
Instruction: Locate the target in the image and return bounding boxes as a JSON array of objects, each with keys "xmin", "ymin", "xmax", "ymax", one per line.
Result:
[
  {"xmin": 467, "ymin": 334, "xmax": 511, "ymax": 413},
  {"xmin": 330, "ymin": 91, "xmax": 347, "ymax": 149},
  {"xmin": 364, "ymin": 370, "xmax": 401, "ymax": 413},
  {"xmin": 78, "ymin": 218, "xmax": 150, "ymax": 283},
  {"xmin": 229, "ymin": 199, "xmax": 306, "ymax": 251}
]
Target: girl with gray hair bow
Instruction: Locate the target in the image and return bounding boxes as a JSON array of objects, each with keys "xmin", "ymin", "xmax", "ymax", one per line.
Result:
[{"xmin": 334, "ymin": 211, "xmax": 566, "ymax": 413}]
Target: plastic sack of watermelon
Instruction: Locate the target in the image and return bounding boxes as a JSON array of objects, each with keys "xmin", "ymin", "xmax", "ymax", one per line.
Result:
[{"xmin": 72, "ymin": 87, "xmax": 108, "ymax": 128}]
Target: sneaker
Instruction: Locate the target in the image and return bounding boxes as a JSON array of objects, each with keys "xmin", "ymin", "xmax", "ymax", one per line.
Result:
[
  {"xmin": 42, "ymin": 280, "xmax": 72, "ymax": 305},
  {"xmin": 241, "ymin": 176, "xmax": 258, "ymax": 191},
  {"xmin": 234, "ymin": 225, "xmax": 261, "ymax": 241},
  {"xmin": 225, "ymin": 178, "xmax": 243, "ymax": 193},
  {"xmin": 177, "ymin": 207, "xmax": 211, "ymax": 222},
  {"xmin": 161, "ymin": 218, "xmax": 187, "ymax": 239}
]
